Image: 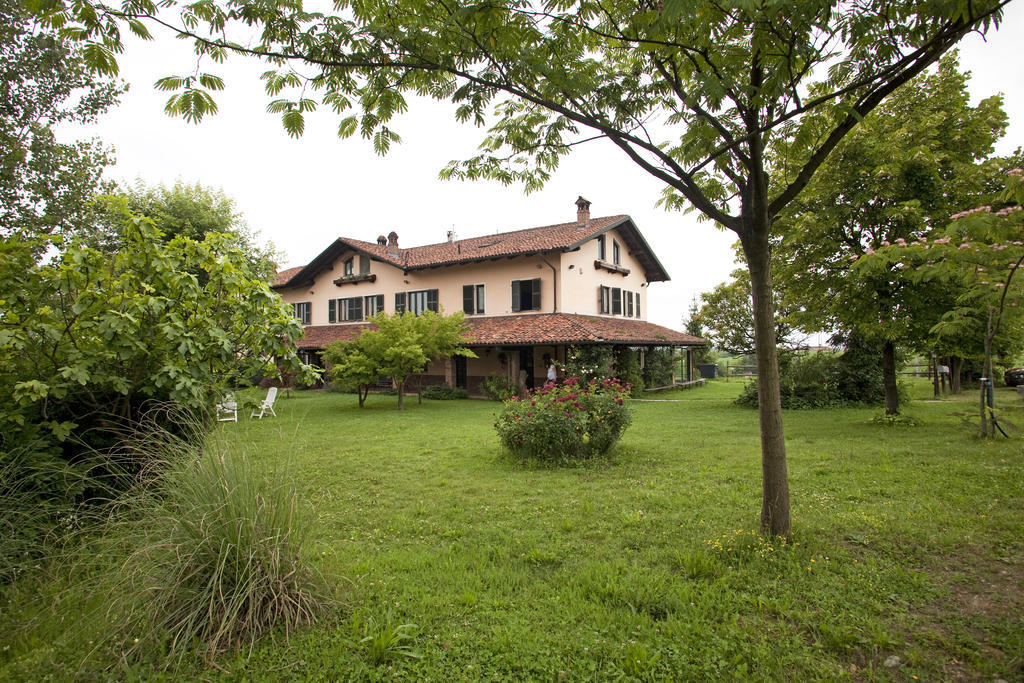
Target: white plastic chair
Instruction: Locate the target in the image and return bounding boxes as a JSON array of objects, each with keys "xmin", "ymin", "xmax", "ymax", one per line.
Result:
[
  {"xmin": 215, "ymin": 394, "xmax": 238, "ymax": 422},
  {"xmin": 251, "ymin": 386, "xmax": 278, "ymax": 419}
]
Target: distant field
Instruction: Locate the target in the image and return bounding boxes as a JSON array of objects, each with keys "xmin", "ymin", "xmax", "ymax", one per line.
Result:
[{"xmin": 3, "ymin": 379, "xmax": 1021, "ymax": 680}]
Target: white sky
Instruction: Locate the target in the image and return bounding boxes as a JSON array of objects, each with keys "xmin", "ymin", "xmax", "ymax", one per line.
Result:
[{"xmin": 73, "ymin": 5, "xmax": 1024, "ymax": 330}]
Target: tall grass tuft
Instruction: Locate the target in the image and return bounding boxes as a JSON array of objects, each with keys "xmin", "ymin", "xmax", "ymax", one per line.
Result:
[
  {"xmin": 80, "ymin": 405, "xmax": 333, "ymax": 667},
  {"xmin": 102, "ymin": 449, "xmax": 330, "ymax": 665}
]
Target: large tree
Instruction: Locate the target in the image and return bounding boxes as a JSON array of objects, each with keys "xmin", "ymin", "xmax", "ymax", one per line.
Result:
[
  {"xmin": 34, "ymin": 0, "xmax": 1013, "ymax": 535},
  {"xmin": 772, "ymin": 54, "xmax": 1009, "ymax": 414},
  {"xmin": 0, "ymin": 0, "xmax": 122, "ymax": 242}
]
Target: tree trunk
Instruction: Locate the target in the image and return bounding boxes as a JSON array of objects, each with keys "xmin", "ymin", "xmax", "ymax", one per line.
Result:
[
  {"xmin": 358, "ymin": 385, "xmax": 367, "ymax": 407},
  {"xmin": 931, "ymin": 353, "xmax": 940, "ymax": 398},
  {"xmin": 397, "ymin": 378, "xmax": 405, "ymax": 411},
  {"xmin": 951, "ymin": 355, "xmax": 963, "ymax": 393},
  {"xmin": 739, "ymin": 228, "xmax": 791, "ymax": 538},
  {"xmin": 882, "ymin": 341, "xmax": 899, "ymax": 415}
]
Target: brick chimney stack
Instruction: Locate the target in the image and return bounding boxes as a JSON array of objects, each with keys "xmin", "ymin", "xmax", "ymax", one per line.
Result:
[
  {"xmin": 387, "ymin": 231, "xmax": 399, "ymax": 248},
  {"xmin": 376, "ymin": 235, "xmax": 387, "ymax": 246},
  {"xmin": 575, "ymin": 196, "xmax": 591, "ymax": 227}
]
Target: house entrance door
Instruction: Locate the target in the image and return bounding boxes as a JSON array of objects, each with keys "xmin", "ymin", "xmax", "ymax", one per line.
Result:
[
  {"xmin": 519, "ymin": 348, "xmax": 534, "ymax": 390},
  {"xmin": 455, "ymin": 356, "xmax": 467, "ymax": 389}
]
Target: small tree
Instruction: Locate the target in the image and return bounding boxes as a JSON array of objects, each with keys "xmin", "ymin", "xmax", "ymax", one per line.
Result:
[
  {"xmin": 325, "ymin": 311, "xmax": 475, "ymax": 410},
  {"xmin": 856, "ymin": 170, "xmax": 1024, "ymax": 436},
  {"xmin": 323, "ymin": 343, "xmax": 380, "ymax": 408}
]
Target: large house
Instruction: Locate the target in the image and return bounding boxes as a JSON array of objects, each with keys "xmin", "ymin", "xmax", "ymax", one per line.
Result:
[{"xmin": 272, "ymin": 198, "xmax": 704, "ymax": 393}]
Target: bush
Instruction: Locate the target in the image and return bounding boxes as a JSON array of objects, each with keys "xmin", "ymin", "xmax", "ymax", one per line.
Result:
[
  {"xmin": 495, "ymin": 377, "xmax": 632, "ymax": 461},
  {"xmin": 421, "ymin": 384, "xmax": 469, "ymax": 400},
  {"xmin": 481, "ymin": 373, "xmax": 519, "ymax": 401},
  {"xmin": 564, "ymin": 345, "xmax": 614, "ymax": 383},
  {"xmin": 95, "ymin": 417, "xmax": 330, "ymax": 666},
  {"xmin": 735, "ymin": 343, "xmax": 895, "ymax": 409},
  {"xmin": 613, "ymin": 348, "xmax": 645, "ymax": 397},
  {"xmin": 642, "ymin": 348, "xmax": 676, "ymax": 388}
]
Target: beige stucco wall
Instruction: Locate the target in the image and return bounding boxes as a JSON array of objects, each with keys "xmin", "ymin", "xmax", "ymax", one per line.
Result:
[
  {"xmin": 276, "ymin": 227, "xmax": 651, "ymax": 329},
  {"xmin": 558, "ymin": 227, "xmax": 648, "ymax": 319}
]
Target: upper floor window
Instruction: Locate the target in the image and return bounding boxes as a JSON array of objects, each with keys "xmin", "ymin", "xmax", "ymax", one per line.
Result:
[
  {"xmin": 396, "ymin": 289, "xmax": 438, "ymax": 315},
  {"xmin": 612, "ymin": 240, "xmax": 621, "ymax": 265},
  {"xmin": 463, "ymin": 284, "xmax": 485, "ymax": 315},
  {"xmin": 293, "ymin": 301, "xmax": 311, "ymax": 325},
  {"xmin": 343, "ymin": 257, "xmax": 355, "ymax": 276},
  {"xmin": 598, "ymin": 285, "xmax": 610, "ymax": 314},
  {"xmin": 365, "ymin": 294, "xmax": 384, "ymax": 317},
  {"xmin": 328, "ymin": 297, "xmax": 366, "ymax": 322},
  {"xmin": 511, "ymin": 278, "xmax": 541, "ymax": 312},
  {"xmin": 596, "ymin": 235, "xmax": 606, "ymax": 260},
  {"xmin": 626, "ymin": 290, "xmax": 634, "ymax": 317},
  {"xmin": 611, "ymin": 287, "xmax": 622, "ymax": 315},
  {"xmin": 635, "ymin": 291, "xmax": 641, "ymax": 318}
]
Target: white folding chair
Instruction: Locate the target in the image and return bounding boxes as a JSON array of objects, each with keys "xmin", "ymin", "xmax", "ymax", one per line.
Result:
[
  {"xmin": 251, "ymin": 386, "xmax": 278, "ymax": 419},
  {"xmin": 215, "ymin": 393, "xmax": 238, "ymax": 422}
]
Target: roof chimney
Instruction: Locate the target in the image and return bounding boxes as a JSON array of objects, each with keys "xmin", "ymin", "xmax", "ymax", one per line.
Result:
[
  {"xmin": 447, "ymin": 230, "xmax": 456, "ymax": 243},
  {"xmin": 387, "ymin": 231, "xmax": 399, "ymax": 248},
  {"xmin": 575, "ymin": 196, "xmax": 591, "ymax": 227},
  {"xmin": 376, "ymin": 235, "xmax": 387, "ymax": 246}
]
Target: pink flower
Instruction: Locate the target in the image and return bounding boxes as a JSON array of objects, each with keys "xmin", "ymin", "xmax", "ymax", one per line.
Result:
[{"xmin": 864, "ymin": 247, "xmax": 875, "ymax": 255}]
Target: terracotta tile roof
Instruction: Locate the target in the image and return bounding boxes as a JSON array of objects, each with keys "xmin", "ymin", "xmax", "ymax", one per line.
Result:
[
  {"xmin": 296, "ymin": 323, "xmax": 373, "ymax": 349},
  {"xmin": 466, "ymin": 314, "xmax": 704, "ymax": 346},
  {"xmin": 273, "ymin": 266, "xmax": 304, "ymax": 287},
  {"xmin": 344, "ymin": 215, "xmax": 626, "ymax": 269},
  {"xmin": 274, "ymin": 213, "xmax": 671, "ymax": 288},
  {"xmin": 295, "ymin": 314, "xmax": 703, "ymax": 350}
]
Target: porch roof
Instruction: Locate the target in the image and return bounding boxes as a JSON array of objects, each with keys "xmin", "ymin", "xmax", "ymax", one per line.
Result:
[{"xmin": 295, "ymin": 314, "xmax": 704, "ymax": 350}]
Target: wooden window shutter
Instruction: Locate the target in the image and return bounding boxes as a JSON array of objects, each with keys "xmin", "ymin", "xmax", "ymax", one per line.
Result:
[
  {"xmin": 463, "ymin": 285, "xmax": 474, "ymax": 313},
  {"xmin": 395, "ymin": 292, "xmax": 406, "ymax": 314},
  {"xmin": 427, "ymin": 289, "xmax": 439, "ymax": 312},
  {"xmin": 328, "ymin": 299, "xmax": 336, "ymax": 323},
  {"xmin": 612, "ymin": 288, "xmax": 622, "ymax": 315},
  {"xmin": 531, "ymin": 278, "xmax": 541, "ymax": 311},
  {"xmin": 359, "ymin": 255, "xmax": 370, "ymax": 274},
  {"xmin": 511, "ymin": 280, "xmax": 521, "ymax": 312},
  {"xmin": 636, "ymin": 292, "xmax": 641, "ymax": 318}
]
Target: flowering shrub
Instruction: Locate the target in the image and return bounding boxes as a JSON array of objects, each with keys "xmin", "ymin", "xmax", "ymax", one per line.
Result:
[{"xmin": 494, "ymin": 377, "xmax": 632, "ymax": 461}]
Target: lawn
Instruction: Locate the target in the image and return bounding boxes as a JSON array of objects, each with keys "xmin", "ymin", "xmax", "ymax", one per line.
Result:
[{"xmin": 2, "ymin": 380, "xmax": 1022, "ymax": 680}]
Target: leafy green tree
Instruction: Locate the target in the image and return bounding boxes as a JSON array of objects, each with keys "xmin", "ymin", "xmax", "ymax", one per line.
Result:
[
  {"xmin": 34, "ymin": 0, "xmax": 1012, "ymax": 535},
  {"xmin": 322, "ymin": 342, "xmax": 381, "ymax": 408},
  {"xmin": 694, "ymin": 270, "xmax": 798, "ymax": 357},
  {"xmin": 773, "ymin": 54, "xmax": 1010, "ymax": 414},
  {"xmin": 0, "ymin": 201, "xmax": 312, "ymax": 478},
  {"xmin": 682, "ymin": 299, "xmax": 714, "ymax": 366},
  {"xmin": 325, "ymin": 311, "xmax": 475, "ymax": 410},
  {"xmin": 0, "ymin": 1, "xmax": 122, "ymax": 242},
  {"xmin": 857, "ymin": 170, "xmax": 1024, "ymax": 436},
  {"xmin": 109, "ymin": 182, "xmax": 280, "ymax": 280}
]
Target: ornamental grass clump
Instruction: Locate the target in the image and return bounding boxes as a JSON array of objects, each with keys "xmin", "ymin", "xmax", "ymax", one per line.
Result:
[
  {"xmin": 495, "ymin": 377, "xmax": 632, "ymax": 461},
  {"xmin": 96, "ymin": 416, "xmax": 331, "ymax": 667}
]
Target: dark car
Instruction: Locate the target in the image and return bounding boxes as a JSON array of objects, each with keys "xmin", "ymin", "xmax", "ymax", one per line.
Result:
[{"xmin": 1004, "ymin": 367, "xmax": 1024, "ymax": 387}]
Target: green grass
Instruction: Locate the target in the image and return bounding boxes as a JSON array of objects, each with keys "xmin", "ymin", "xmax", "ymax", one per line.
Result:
[{"xmin": 2, "ymin": 380, "xmax": 1022, "ymax": 680}]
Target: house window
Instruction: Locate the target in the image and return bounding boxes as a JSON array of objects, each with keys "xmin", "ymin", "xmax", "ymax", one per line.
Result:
[
  {"xmin": 511, "ymin": 278, "xmax": 541, "ymax": 312},
  {"xmin": 293, "ymin": 301, "xmax": 311, "ymax": 325},
  {"xmin": 598, "ymin": 285, "xmax": 610, "ymax": 314},
  {"xmin": 611, "ymin": 287, "xmax": 622, "ymax": 315},
  {"xmin": 343, "ymin": 257, "xmax": 354, "ymax": 276},
  {"xmin": 626, "ymin": 290, "xmax": 634, "ymax": 317},
  {"xmin": 635, "ymin": 291, "xmax": 641, "ymax": 318},
  {"xmin": 397, "ymin": 289, "xmax": 438, "ymax": 315},
  {"xmin": 340, "ymin": 296, "xmax": 363, "ymax": 321},
  {"xmin": 612, "ymin": 240, "xmax": 621, "ymax": 265},
  {"xmin": 463, "ymin": 284, "xmax": 485, "ymax": 314},
  {"xmin": 365, "ymin": 294, "xmax": 384, "ymax": 317},
  {"xmin": 328, "ymin": 299, "xmax": 335, "ymax": 323},
  {"xmin": 597, "ymin": 235, "xmax": 606, "ymax": 260}
]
